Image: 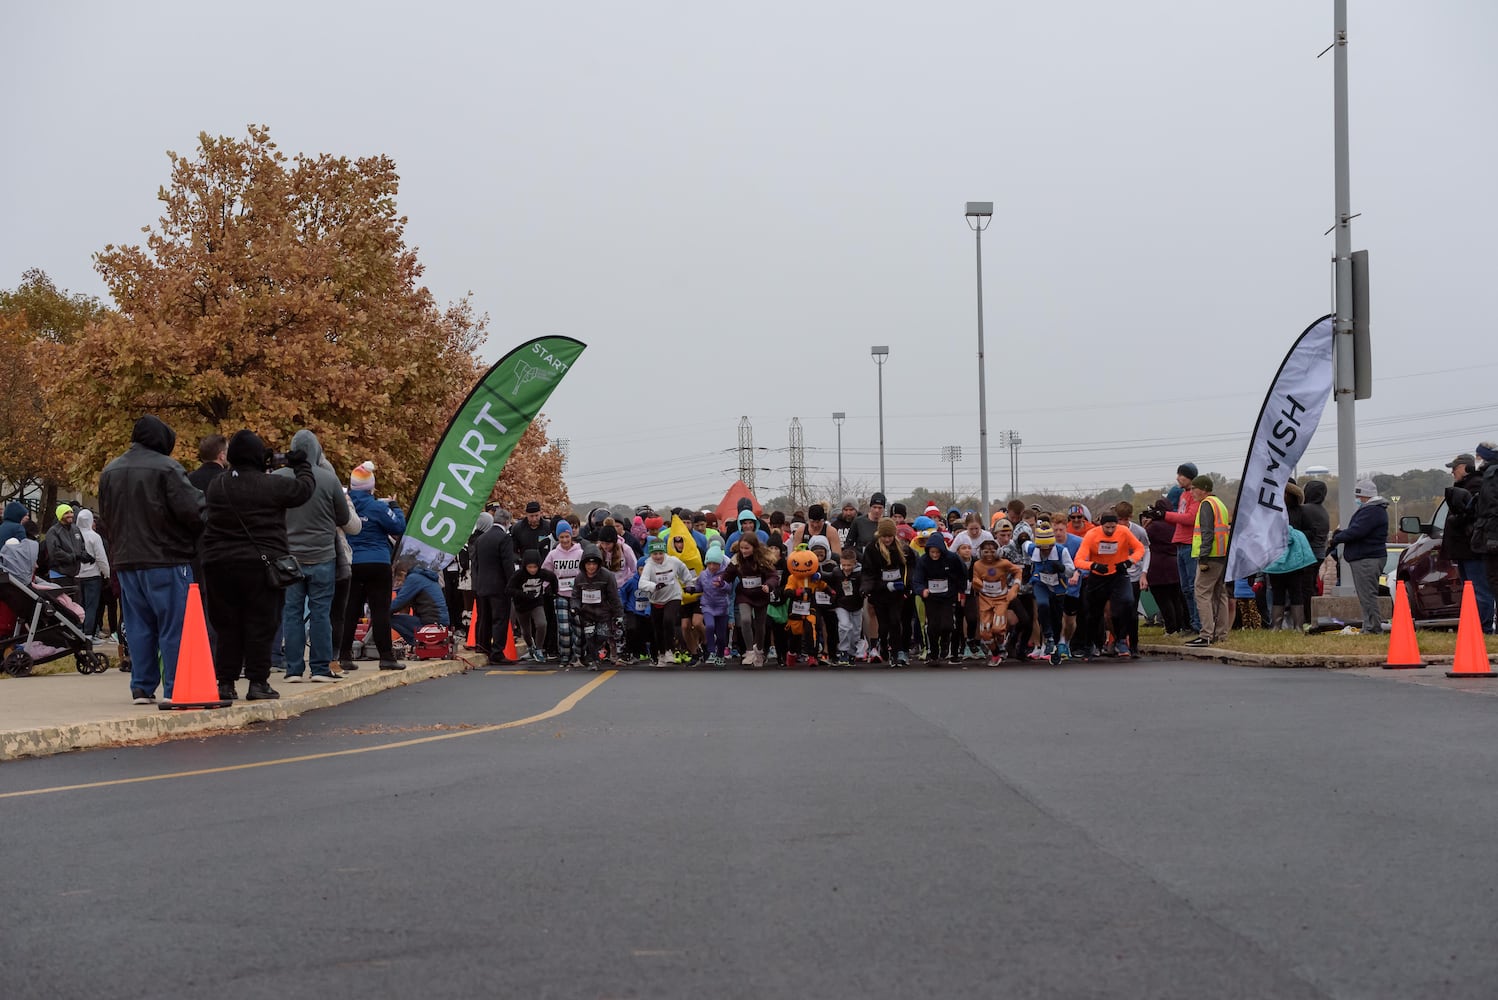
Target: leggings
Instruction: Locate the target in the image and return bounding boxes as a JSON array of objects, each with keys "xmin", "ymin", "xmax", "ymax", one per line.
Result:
[
  {"xmin": 703, "ymin": 610, "xmax": 729, "ymax": 656},
  {"xmin": 925, "ymin": 599, "xmax": 956, "ymax": 658},
  {"xmin": 870, "ymin": 598, "xmax": 907, "ymax": 656},
  {"xmin": 650, "ymin": 599, "xmax": 681, "ymax": 654},
  {"xmin": 1034, "ymin": 584, "xmax": 1066, "ymax": 644},
  {"xmin": 516, "ymin": 604, "xmax": 547, "ymax": 650},
  {"xmin": 736, "ymin": 601, "xmax": 768, "ymax": 654}
]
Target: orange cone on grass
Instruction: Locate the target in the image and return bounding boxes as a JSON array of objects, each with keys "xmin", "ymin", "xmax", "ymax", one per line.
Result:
[
  {"xmin": 1382, "ymin": 581, "xmax": 1425, "ymax": 669},
  {"xmin": 161, "ymin": 584, "xmax": 231, "ymax": 710},
  {"xmin": 1445, "ymin": 581, "xmax": 1495, "ymax": 679}
]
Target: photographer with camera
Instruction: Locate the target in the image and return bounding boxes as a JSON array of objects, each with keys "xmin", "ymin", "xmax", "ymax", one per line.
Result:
[
  {"xmin": 339, "ymin": 461, "xmax": 408, "ymax": 671},
  {"xmin": 199, "ymin": 431, "xmax": 316, "ymax": 701}
]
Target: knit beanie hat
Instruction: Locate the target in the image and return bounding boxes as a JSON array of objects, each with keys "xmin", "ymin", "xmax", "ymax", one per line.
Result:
[
  {"xmin": 1033, "ymin": 523, "xmax": 1055, "ymax": 545},
  {"xmin": 350, "ymin": 461, "xmax": 376, "ymax": 491},
  {"xmin": 554, "ymin": 519, "xmax": 573, "ymax": 538},
  {"xmin": 1354, "ymin": 478, "xmax": 1377, "ymax": 498},
  {"xmin": 808, "ymin": 504, "xmax": 825, "ymax": 520},
  {"xmin": 870, "ymin": 492, "xmax": 887, "ymax": 507},
  {"xmin": 876, "ymin": 518, "xmax": 897, "ymax": 539},
  {"xmin": 1191, "ymin": 474, "xmax": 1214, "ymax": 492},
  {"xmin": 644, "ymin": 515, "xmax": 664, "ymax": 532},
  {"xmin": 704, "ymin": 543, "xmax": 724, "ymax": 565},
  {"xmin": 890, "ymin": 502, "xmax": 907, "ymax": 517},
  {"xmin": 1477, "ymin": 442, "xmax": 1498, "ymax": 464},
  {"xmin": 522, "ymin": 548, "xmax": 541, "ymax": 567},
  {"xmin": 631, "ymin": 516, "xmax": 648, "ymax": 540},
  {"xmin": 597, "ymin": 524, "xmax": 618, "ymax": 544},
  {"xmin": 55, "ymin": 503, "xmax": 72, "ymax": 521},
  {"xmin": 648, "ymin": 537, "xmax": 667, "ymax": 554},
  {"xmin": 1177, "ymin": 462, "xmax": 1199, "ymax": 480}
]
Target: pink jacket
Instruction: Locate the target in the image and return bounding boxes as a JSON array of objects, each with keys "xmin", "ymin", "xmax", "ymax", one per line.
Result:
[{"xmin": 1162, "ymin": 490, "xmax": 1200, "ymax": 545}]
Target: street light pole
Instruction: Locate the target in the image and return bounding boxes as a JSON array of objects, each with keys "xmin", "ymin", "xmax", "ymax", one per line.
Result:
[
  {"xmin": 941, "ymin": 445, "xmax": 962, "ymax": 503},
  {"xmin": 832, "ymin": 412, "xmax": 846, "ymax": 501},
  {"xmin": 965, "ymin": 202, "xmax": 994, "ymax": 522},
  {"xmin": 870, "ymin": 346, "xmax": 889, "ymax": 496},
  {"xmin": 1331, "ymin": 0, "xmax": 1359, "ymax": 595}
]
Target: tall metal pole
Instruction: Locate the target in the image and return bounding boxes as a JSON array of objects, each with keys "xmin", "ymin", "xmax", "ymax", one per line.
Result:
[
  {"xmin": 974, "ymin": 226, "xmax": 991, "ymax": 523},
  {"xmin": 1333, "ymin": 0, "xmax": 1358, "ymax": 595},
  {"xmin": 832, "ymin": 412, "xmax": 845, "ymax": 501},
  {"xmin": 871, "ymin": 349, "xmax": 889, "ymax": 496}
]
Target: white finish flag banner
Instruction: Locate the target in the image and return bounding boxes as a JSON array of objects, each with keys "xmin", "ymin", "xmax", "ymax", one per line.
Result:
[{"xmin": 1225, "ymin": 315, "xmax": 1335, "ymax": 580}]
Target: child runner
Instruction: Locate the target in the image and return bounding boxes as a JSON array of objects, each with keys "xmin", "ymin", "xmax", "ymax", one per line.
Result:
[
  {"xmin": 833, "ymin": 546, "xmax": 864, "ymax": 665},
  {"xmin": 573, "ymin": 549, "xmax": 623, "ymax": 669},
  {"xmin": 972, "ymin": 538, "xmax": 1023, "ymax": 665},
  {"xmin": 861, "ymin": 518, "xmax": 911, "ymax": 666},
  {"xmin": 1026, "ymin": 522, "xmax": 1079, "ymax": 665},
  {"xmin": 540, "ymin": 520, "xmax": 585, "ymax": 667},
  {"xmin": 507, "ymin": 550, "xmax": 558, "ymax": 665},
  {"xmin": 639, "ymin": 537, "xmax": 695, "ymax": 668},
  {"xmin": 618, "ymin": 563, "xmax": 653, "ymax": 660},
  {"xmin": 720, "ymin": 533, "xmax": 780, "ymax": 667},
  {"xmin": 912, "ymin": 534, "xmax": 969, "ymax": 663},
  {"xmin": 694, "ymin": 543, "xmax": 732, "ymax": 666}
]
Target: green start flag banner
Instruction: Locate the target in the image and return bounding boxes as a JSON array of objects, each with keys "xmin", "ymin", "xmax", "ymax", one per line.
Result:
[{"xmin": 394, "ymin": 336, "xmax": 586, "ymax": 573}]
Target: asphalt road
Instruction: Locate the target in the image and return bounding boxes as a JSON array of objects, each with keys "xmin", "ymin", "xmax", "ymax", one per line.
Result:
[{"xmin": 4, "ymin": 659, "xmax": 1497, "ymax": 999}]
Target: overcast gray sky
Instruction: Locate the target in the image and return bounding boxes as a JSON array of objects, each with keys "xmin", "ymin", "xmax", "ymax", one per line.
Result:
[{"xmin": 7, "ymin": 1, "xmax": 1495, "ymax": 508}]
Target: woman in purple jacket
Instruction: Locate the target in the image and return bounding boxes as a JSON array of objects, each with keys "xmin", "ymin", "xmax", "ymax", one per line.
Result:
[{"xmin": 1142, "ymin": 509, "xmax": 1186, "ymax": 634}]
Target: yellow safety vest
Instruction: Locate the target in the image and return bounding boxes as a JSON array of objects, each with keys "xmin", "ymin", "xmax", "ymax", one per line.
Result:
[{"xmin": 1191, "ymin": 494, "xmax": 1232, "ymax": 558}]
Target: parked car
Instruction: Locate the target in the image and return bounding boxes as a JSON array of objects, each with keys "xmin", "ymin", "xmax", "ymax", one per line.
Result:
[
  {"xmin": 1378, "ymin": 544, "xmax": 1408, "ymax": 597},
  {"xmin": 1396, "ymin": 503, "xmax": 1463, "ymax": 625}
]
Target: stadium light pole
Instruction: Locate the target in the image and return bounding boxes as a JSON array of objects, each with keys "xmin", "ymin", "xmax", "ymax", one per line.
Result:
[
  {"xmin": 832, "ymin": 412, "xmax": 846, "ymax": 501},
  {"xmin": 941, "ymin": 445, "xmax": 962, "ymax": 502},
  {"xmin": 965, "ymin": 201, "xmax": 994, "ymax": 522},
  {"xmin": 870, "ymin": 347, "xmax": 889, "ymax": 496}
]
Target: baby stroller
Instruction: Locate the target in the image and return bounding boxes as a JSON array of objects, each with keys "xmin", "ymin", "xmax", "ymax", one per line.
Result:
[{"xmin": 0, "ymin": 574, "xmax": 111, "ymax": 677}]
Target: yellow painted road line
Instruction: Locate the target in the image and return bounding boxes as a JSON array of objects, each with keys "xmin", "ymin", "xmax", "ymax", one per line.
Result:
[{"xmin": 0, "ymin": 671, "xmax": 616, "ymax": 800}]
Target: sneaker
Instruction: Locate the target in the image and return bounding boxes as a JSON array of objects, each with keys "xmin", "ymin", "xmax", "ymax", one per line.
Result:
[
  {"xmin": 1184, "ymin": 636, "xmax": 1211, "ymax": 647},
  {"xmin": 340, "ymin": 660, "xmax": 359, "ymax": 672},
  {"xmin": 1115, "ymin": 641, "xmax": 1133, "ymax": 659},
  {"xmin": 284, "ymin": 674, "xmax": 305, "ymax": 683},
  {"xmin": 657, "ymin": 653, "xmax": 675, "ymax": 667},
  {"xmin": 987, "ymin": 654, "xmax": 1002, "ymax": 666},
  {"xmin": 131, "ymin": 690, "xmax": 155, "ymax": 705},
  {"xmin": 1057, "ymin": 642, "xmax": 1072, "ymax": 660},
  {"xmin": 1028, "ymin": 647, "xmax": 1049, "ymax": 661},
  {"xmin": 310, "ymin": 673, "xmax": 341, "ymax": 683},
  {"xmin": 217, "ymin": 683, "xmax": 237, "ymax": 701},
  {"xmin": 803, "ymin": 655, "xmax": 819, "ymax": 667},
  {"xmin": 378, "ymin": 661, "xmax": 407, "ymax": 671},
  {"xmin": 867, "ymin": 649, "xmax": 883, "ymax": 664},
  {"xmin": 895, "ymin": 651, "xmax": 910, "ymax": 667},
  {"xmin": 1049, "ymin": 647, "xmax": 1063, "ymax": 666},
  {"xmin": 784, "ymin": 653, "xmax": 798, "ymax": 667},
  {"xmin": 246, "ymin": 681, "xmax": 280, "ymax": 701}
]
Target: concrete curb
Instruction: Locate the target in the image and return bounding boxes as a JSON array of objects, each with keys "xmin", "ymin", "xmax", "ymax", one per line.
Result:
[
  {"xmin": 1139, "ymin": 643, "xmax": 1456, "ymax": 670},
  {"xmin": 0, "ymin": 655, "xmax": 482, "ymax": 761}
]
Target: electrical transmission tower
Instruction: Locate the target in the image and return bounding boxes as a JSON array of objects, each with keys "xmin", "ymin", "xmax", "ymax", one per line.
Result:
[
  {"xmin": 737, "ymin": 416, "xmax": 756, "ymax": 493},
  {"xmin": 788, "ymin": 417, "xmax": 807, "ymax": 508}
]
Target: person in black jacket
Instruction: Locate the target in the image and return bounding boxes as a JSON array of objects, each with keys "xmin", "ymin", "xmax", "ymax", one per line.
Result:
[
  {"xmin": 1329, "ymin": 478, "xmax": 1390, "ymax": 634},
  {"xmin": 1443, "ymin": 452, "xmax": 1494, "ymax": 632},
  {"xmin": 860, "ymin": 517, "xmax": 910, "ymax": 666},
  {"xmin": 1470, "ymin": 443, "xmax": 1498, "ymax": 631},
  {"xmin": 911, "ymin": 533, "xmax": 969, "ymax": 663},
  {"xmin": 98, "ymin": 415, "xmax": 207, "ymax": 705},
  {"xmin": 199, "ymin": 431, "xmax": 315, "ymax": 701},
  {"xmin": 471, "ymin": 513, "xmax": 518, "ymax": 664}
]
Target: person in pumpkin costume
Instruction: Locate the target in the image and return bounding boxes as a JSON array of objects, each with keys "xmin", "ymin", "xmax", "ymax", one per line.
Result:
[{"xmin": 783, "ymin": 545, "xmax": 829, "ymax": 666}]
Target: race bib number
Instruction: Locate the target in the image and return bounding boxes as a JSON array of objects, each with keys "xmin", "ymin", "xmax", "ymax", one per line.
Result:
[
  {"xmin": 1098, "ymin": 541, "xmax": 1119, "ymax": 555},
  {"xmin": 814, "ymin": 590, "xmax": 832, "ymax": 605},
  {"xmin": 791, "ymin": 600, "xmax": 811, "ymax": 616},
  {"xmin": 982, "ymin": 580, "xmax": 1006, "ymax": 597},
  {"xmin": 882, "ymin": 569, "xmax": 900, "ymax": 582},
  {"xmin": 842, "ymin": 581, "xmax": 854, "ymax": 596},
  {"xmin": 927, "ymin": 579, "xmax": 949, "ymax": 595},
  {"xmin": 634, "ymin": 594, "xmax": 649, "ymax": 612},
  {"xmin": 1038, "ymin": 571, "xmax": 1060, "ymax": 588},
  {"xmin": 742, "ymin": 575, "xmax": 762, "ymax": 589},
  {"xmin": 558, "ymin": 578, "xmax": 574, "ymax": 596},
  {"xmin": 581, "ymin": 589, "xmax": 602, "ymax": 605}
]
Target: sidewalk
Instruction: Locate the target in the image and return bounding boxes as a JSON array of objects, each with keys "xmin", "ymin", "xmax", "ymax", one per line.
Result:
[{"xmin": 0, "ymin": 654, "xmax": 481, "ymax": 761}]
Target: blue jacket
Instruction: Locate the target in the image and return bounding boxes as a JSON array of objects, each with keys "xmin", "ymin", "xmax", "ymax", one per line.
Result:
[
  {"xmin": 347, "ymin": 491, "xmax": 406, "ymax": 564},
  {"xmin": 1331, "ymin": 498, "xmax": 1389, "ymax": 563},
  {"xmin": 620, "ymin": 572, "xmax": 651, "ymax": 619},
  {"xmin": 392, "ymin": 565, "xmax": 449, "ymax": 626}
]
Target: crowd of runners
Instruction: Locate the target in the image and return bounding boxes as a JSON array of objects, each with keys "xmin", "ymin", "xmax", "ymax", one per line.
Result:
[{"xmin": 475, "ymin": 463, "xmax": 1241, "ymax": 669}]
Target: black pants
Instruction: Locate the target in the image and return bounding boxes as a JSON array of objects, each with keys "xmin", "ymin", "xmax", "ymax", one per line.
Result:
[
  {"xmin": 651, "ymin": 600, "xmax": 681, "ymax": 654},
  {"xmin": 203, "ymin": 559, "xmax": 282, "ymax": 685},
  {"xmin": 1269, "ymin": 570, "xmax": 1308, "ymax": 610},
  {"xmin": 341, "ymin": 562, "xmax": 394, "ymax": 661},
  {"xmin": 443, "ymin": 569, "xmax": 464, "ymax": 629},
  {"xmin": 1006, "ymin": 593, "xmax": 1036, "ymax": 657},
  {"xmin": 1150, "ymin": 582, "xmax": 1187, "ymax": 633},
  {"xmin": 925, "ymin": 598, "xmax": 956, "ymax": 658},
  {"xmin": 330, "ymin": 574, "xmax": 350, "ymax": 661},
  {"xmin": 484, "ymin": 593, "xmax": 514, "ymax": 661},
  {"xmin": 1082, "ymin": 570, "xmax": 1134, "ymax": 651},
  {"xmin": 870, "ymin": 598, "xmax": 906, "ymax": 657}
]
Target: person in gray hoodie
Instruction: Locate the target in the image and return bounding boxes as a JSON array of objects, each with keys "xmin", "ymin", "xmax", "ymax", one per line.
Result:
[{"xmin": 274, "ymin": 429, "xmax": 360, "ymax": 681}]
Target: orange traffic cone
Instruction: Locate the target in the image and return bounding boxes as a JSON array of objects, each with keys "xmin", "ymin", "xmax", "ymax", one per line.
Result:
[
  {"xmin": 1382, "ymin": 582, "xmax": 1424, "ymax": 669},
  {"xmin": 161, "ymin": 584, "xmax": 231, "ymax": 710},
  {"xmin": 1445, "ymin": 582, "xmax": 1495, "ymax": 679},
  {"xmin": 465, "ymin": 600, "xmax": 478, "ymax": 650},
  {"xmin": 504, "ymin": 621, "xmax": 519, "ymax": 661}
]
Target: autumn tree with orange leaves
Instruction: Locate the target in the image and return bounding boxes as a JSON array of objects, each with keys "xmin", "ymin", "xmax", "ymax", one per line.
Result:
[{"xmin": 42, "ymin": 125, "xmax": 515, "ymax": 500}]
